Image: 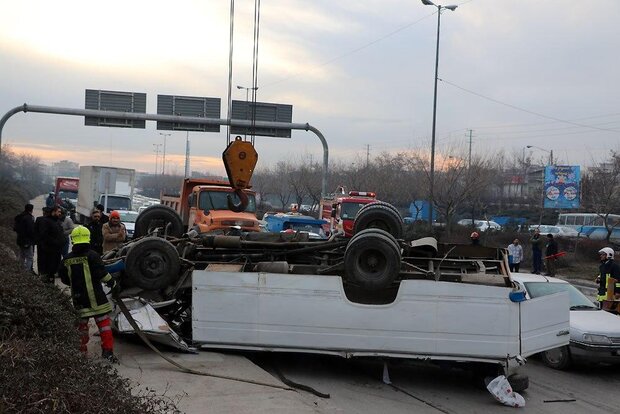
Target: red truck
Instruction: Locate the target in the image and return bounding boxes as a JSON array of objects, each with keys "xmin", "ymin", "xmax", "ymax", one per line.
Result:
[
  {"xmin": 319, "ymin": 187, "xmax": 379, "ymax": 237},
  {"xmin": 54, "ymin": 177, "xmax": 79, "ymax": 206}
]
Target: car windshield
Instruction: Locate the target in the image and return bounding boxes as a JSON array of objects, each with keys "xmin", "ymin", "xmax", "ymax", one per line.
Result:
[
  {"xmin": 101, "ymin": 196, "xmax": 131, "ymax": 212},
  {"xmin": 199, "ymin": 190, "xmax": 256, "ymax": 213},
  {"xmin": 524, "ymin": 282, "xmax": 597, "ymax": 309},
  {"xmin": 118, "ymin": 211, "xmax": 139, "ymax": 223},
  {"xmin": 340, "ymin": 202, "xmax": 368, "ymax": 220},
  {"xmin": 58, "ymin": 190, "xmax": 78, "ymax": 200}
]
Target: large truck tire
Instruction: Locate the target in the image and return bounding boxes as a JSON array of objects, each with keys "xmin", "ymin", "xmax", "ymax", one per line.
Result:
[
  {"xmin": 344, "ymin": 229, "xmax": 401, "ymax": 290},
  {"xmin": 134, "ymin": 205, "xmax": 184, "ymax": 238},
  {"xmin": 353, "ymin": 202, "xmax": 404, "ymax": 239},
  {"xmin": 124, "ymin": 237, "xmax": 181, "ymax": 290}
]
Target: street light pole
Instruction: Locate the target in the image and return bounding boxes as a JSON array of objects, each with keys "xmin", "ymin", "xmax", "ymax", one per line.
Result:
[
  {"xmin": 159, "ymin": 132, "xmax": 171, "ymax": 175},
  {"xmin": 152, "ymin": 143, "xmax": 161, "ymax": 175},
  {"xmin": 421, "ymin": 0, "xmax": 457, "ymax": 229},
  {"xmin": 526, "ymin": 145, "xmax": 553, "ymax": 166}
]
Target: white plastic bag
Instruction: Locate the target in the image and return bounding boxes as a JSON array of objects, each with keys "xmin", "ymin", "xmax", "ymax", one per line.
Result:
[{"xmin": 486, "ymin": 375, "xmax": 526, "ymax": 408}]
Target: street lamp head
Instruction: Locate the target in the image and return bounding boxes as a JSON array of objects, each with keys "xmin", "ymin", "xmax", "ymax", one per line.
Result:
[
  {"xmin": 236, "ymin": 85, "xmax": 244, "ymax": 89},
  {"xmin": 421, "ymin": 0, "xmax": 436, "ymax": 6},
  {"xmin": 526, "ymin": 145, "xmax": 533, "ymax": 149},
  {"xmin": 444, "ymin": 5, "xmax": 458, "ymax": 11}
]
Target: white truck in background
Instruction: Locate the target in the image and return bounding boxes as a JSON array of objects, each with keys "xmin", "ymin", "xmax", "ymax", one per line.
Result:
[{"xmin": 76, "ymin": 166, "xmax": 136, "ymax": 223}]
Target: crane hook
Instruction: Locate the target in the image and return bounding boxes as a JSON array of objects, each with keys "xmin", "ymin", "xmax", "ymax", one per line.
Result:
[{"xmin": 227, "ymin": 188, "xmax": 249, "ymax": 212}]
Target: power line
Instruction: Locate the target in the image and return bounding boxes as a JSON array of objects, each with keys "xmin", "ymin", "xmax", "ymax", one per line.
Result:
[
  {"xmin": 470, "ymin": 112, "xmax": 620, "ymax": 131},
  {"xmin": 439, "ymin": 77, "xmax": 620, "ymax": 134}
]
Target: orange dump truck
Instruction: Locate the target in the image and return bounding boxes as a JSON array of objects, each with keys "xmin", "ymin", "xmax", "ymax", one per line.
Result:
[{"xmin": 161, "ymin": 178, "xmax": 260, "ymax": 234}]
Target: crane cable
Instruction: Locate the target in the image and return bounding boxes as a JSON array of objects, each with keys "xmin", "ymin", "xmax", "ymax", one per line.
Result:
[
  {"xmin": 250, "ymin": 0, "xmax": 261, "ymax": 144},
  {"xmin": 226, "ymin": 0, "xmax": 235, "ymax": 144}
]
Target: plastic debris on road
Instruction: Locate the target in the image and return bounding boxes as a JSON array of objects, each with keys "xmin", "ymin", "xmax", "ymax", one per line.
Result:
[{"xmin": 486, "ymin": 375, "xmax": 525, "ymax": 408}]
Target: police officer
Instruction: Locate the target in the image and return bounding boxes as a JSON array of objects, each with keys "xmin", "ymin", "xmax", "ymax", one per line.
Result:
[
  {"xmin": 595, "ymin": 247, "xmax": 620, "ymax": 308},
  {"xmin": 59, "ymin": 226, "xmax": 118, "ymax": 362}
]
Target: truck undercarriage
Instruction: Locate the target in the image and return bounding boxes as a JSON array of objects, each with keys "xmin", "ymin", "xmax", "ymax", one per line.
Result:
[{"xmin": 104, "ymin": 202, "xmax": 569, "ymax": 393}]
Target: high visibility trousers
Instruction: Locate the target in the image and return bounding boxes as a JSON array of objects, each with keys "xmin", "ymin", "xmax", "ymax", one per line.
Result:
[{"xmin": 77, "ymin": 314, "xmax": 114, "ymax": 354}]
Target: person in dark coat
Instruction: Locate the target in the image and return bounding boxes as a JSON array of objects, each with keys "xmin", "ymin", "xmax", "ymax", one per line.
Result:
[
  {"xmin": 595, "ymin": 247, "xmax": 620, "ymax": 308},
  {"xmin": 45, "ymin": 192, "xmax": 56, "ymax": 208},
  {"xmin": 545, "ymin": 233, "xmax": 559, "ymax": 277},
  {"xmin": 87, "ymin": 208, "xmax": 104, "ymax": 255},
  {"xmin": 529, "ymin": 228, "xmax": 543, "ymax": 274},
  {"xmin": 14, "ymin": 203, "xmax": 35, "ymax": 271},
  {"xmin": 36, "ymin": 206, "xmax": 65, "ymax": 283},
  {"xmin": 96, "ymin": 204, "xmax": 109, "ymax": 224}
]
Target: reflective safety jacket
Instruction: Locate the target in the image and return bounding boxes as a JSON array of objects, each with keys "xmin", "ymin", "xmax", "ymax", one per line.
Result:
[
  {"xmin": 597, "ymin": 260, "xmax": 620, "ymax": 302},
  {"xmin": 59, "ymin": 244, "xmax": 113, "ymax": 318}
]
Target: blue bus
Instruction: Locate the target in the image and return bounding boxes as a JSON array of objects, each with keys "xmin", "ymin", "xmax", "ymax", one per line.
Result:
[{"xmin": 557, "ymin": 213, "xmax": 620, "ymax": 241}]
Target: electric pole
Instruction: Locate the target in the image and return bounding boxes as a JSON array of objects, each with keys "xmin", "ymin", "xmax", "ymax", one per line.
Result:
[
  {"xmin": 467, "ymin": 129, "xmax": 473, "ymax": 170},
  {"xmin": 366, "ymin": 144, "xmax": 370, "ymax": 168}
]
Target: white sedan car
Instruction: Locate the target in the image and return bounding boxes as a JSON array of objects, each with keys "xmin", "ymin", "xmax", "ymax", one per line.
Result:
[
  {"xmin": 118, "ymin": 210, "xmax": 139, "ymax": 239},
  {"xmin": 457, "ymin": 219, "xmax": 501, "ymax": 231},
  {"xmin": 533, "ymin": 225, "xmax": 579, "ymax": 238},
  {"xmin": 512, "ymin": 273, "xmax": 620, "ymax": 369}
]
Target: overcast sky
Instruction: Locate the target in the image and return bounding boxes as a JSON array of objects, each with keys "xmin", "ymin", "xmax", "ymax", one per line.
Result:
[{"xmin": 1, "ymin": 0, "xmax": 619, "ymax": 176}]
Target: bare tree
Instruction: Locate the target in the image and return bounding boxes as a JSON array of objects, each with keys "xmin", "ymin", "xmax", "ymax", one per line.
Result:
[
  {"xmin": 410, "ymin": 144, "xmax": 496, "ymax": 233},
  {"xmin": 581, "ymin": 152, "xmax": 620, "ymax": 241}
]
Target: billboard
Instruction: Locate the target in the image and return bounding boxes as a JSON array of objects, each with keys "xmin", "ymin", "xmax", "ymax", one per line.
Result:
[{"xmin": 544, "ymin": 165, "xmax": 580, "ymax": 209}]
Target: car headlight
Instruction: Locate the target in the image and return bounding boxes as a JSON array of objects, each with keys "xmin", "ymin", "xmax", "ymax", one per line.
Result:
[{"xmin": 582, "ymin": 334, "xmax": 612, "ymax": 344}]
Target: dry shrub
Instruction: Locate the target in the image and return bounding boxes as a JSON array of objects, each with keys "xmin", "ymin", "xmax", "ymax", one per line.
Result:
[{"xmin": 0, "ymin": 226, "xmax": 181, "ymax": 413}]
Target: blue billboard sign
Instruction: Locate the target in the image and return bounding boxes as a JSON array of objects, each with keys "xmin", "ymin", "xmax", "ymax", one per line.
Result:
[{"xmin": 544, "ymin": 165, "xmax": 580, "ymax": 209}]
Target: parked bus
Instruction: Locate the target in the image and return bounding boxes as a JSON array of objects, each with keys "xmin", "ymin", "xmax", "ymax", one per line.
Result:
[{"xmin": 557, "ymin": 213, "xmax": 620, "ymax": 241}]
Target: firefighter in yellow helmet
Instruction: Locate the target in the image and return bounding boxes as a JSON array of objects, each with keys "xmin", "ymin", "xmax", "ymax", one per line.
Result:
[
  {"xmin": 59, "ymin": 225, "xmax": 118, "ymax": 362},
  {"xmin": 595, "ymin": 247, "xmax": 620, "ymax": 310}
]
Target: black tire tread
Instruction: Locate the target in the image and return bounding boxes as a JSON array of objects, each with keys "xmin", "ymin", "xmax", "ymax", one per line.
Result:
[
  {"xmin": 353, "ymin": 203, "xmax": 404, "ymax": 239},
  {"xmin": 134, "ymin": 205, "xmax": 184, "ymax": 238},
  {"xmin": 344, "ymin": 230, "xmax": 401, "ymax": 290},
  {"xmin": 125, "ymin": 237, "xmax": 181, "ymax": 290}
]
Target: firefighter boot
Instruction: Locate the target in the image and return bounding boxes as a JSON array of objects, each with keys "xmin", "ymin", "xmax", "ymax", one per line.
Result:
[{"xmin": 102, "ymin": 350, "xmax": 119, "ymax": 364}]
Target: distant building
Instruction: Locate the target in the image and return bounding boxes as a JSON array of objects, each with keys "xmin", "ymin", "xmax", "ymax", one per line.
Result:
[
  {"xmin": 50, "ymin": 160, "xmax": 79, "ymax": 177},
  {"xmin": 501, "ymin": 165, "xmax": 544, "ymax": 200}
]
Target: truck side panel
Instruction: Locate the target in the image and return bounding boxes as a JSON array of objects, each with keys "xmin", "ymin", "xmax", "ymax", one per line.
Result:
[
  {"xmin": 77, "ymin": 166, "xmax": 136, "ymax": 218},
  {"xmin": 192, "ymin": 272, "xmax": 530, "ymax": 361}
]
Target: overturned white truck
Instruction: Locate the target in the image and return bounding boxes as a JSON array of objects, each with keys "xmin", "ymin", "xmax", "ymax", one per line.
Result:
[{"xmin": 109, "ymin": 202, "xmax": 569, "ymax": 392}]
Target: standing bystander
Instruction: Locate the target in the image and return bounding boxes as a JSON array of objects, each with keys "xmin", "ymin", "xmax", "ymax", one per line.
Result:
[
  {"xmin": 530, "ymin": 228, "xmax": 543, "ymax": 274},
  {"xmin": 507, "ymin": 239, "xmax": 524, "ymax": 272},
  {"xmin": 36, "ymin": 206, "xmax": 65, "ymax": 283},
  {"xmin": 87, "ymin": 209, "xmax": 104, "ymax": 255},
  {"xmin": 60, "ymin": 208, "xmax": 75, "ymax": 258},
  {"xmin": 544, "ymin": 233, "xmax": 558, "ymax": 276},
  {"xmin": 45, "ymin": 192, "xmax": 56, "ymax": 209},
  {"xmin": 13, "ymin": 203, "xmax": 35, "ymax": 271},
  {"xmin": 96, "ymin": 204, "xmax": 109, "ymax": 224},
  {"xmin": 102, "ymin": 211, "xmax": 126, "ymax": 253}
]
